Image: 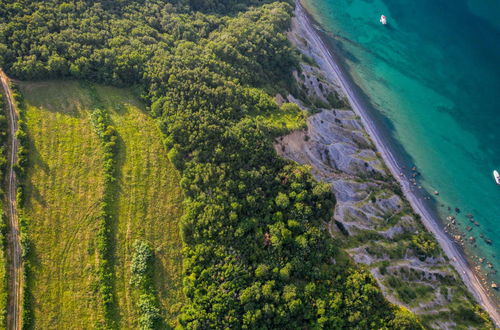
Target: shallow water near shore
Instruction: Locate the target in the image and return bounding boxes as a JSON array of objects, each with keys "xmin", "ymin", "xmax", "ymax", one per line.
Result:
[{"xmin": 302, "ymin": 0, "xmax": 500, "ymax": 291}]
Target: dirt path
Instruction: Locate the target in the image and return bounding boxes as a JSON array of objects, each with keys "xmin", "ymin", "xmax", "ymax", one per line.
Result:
[{"xmin": 0, "ymin": 70, "xmax": 22, "ymax": 330}]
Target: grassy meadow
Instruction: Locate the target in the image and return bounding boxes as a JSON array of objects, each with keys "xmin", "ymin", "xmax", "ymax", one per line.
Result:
[
  {"xmin": 20, "ymin": 81, "xmax": 106, "ymax": 329},
  {"xmin": 93, "ymin": 86, "xmax": 184, "ymax": 328},
  {"xmin": 19, "ymin": 81, "xmax": 183, "ymax": 328}
]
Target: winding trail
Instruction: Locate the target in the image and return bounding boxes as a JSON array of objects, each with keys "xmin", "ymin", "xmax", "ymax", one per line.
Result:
[
  {"xmin": 295, "ymin": 2, "xmax": 500, "ymax": 326},
  {"xmin": 0, "ymin": 70, "xmax": 22, "ymax": 330}
]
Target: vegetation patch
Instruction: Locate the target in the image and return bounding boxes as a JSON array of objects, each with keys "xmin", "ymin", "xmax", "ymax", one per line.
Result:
[
  {"xmin": 252, "ymin": 102, "xmax": 307, "ymax": 135},
  {"xmin": 411, "ymin": 232, "xmax": 439, "ymax": 260},
  {"xmin": 9, "ymin": 84, "xmax": 35, "ymax": 329},
  {"xmin": 19, "ymin": 214, "xmax": 33, "ymax": 329},
  {"xmin": 386, "ymin": 275, "xmax": 435, "ymax": 306},
  {"xmin": 11, "ymin": 85, "xmax": 28, "ymax": 205},
  {"xmin": 130, "ymin": 241, "xmax": 161, "ymax": 329},
  {"xmin": 90, "ymin": 107, "xmax": 118, "ymax": 327}
]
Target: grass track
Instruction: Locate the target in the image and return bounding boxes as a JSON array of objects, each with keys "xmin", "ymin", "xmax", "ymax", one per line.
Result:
[{"xmin": 19, "ymin": 81, "xmax": 183, "ymax": 328}]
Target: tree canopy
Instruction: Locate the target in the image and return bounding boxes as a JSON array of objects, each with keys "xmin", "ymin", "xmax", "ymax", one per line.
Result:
[{"xmin": 0, "ymin": 0, "xmax": 423, "ymax": 328}]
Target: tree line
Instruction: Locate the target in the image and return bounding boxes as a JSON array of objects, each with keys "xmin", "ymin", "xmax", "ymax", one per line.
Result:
[{"xmin": 8, "ymin": 83, "xmax": 34, "ymax": 329}]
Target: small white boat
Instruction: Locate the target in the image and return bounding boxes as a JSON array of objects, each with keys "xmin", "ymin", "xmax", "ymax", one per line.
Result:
[
  {"xmin": 380, "ymin": 15, "xmax": 387, "ymax": 25},
  {"xmin": 494, "ymin": 170, "xmax": 500, "ymax": 185}
]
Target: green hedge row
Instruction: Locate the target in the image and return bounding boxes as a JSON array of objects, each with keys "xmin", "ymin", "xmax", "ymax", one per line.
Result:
[
  {"xmin": 10, "ymin": 85, "xmax": 28, "ymax": 207},
  {"xmin": 130, "ymin": 240, "xmax": 161, "ymax": 329},
  {"xmin": 19, "ymin": 215, "xmax": 33, "ymax": 330},
  {"xmin": 9, "ymin": 84, "xmax": 34, "ymax": 330},
  {"xmin": 90, "ymin": 108, "xmax": 118, "ymax": 328}
]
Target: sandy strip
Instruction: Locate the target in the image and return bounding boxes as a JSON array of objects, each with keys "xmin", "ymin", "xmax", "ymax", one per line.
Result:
[{"xmin": 294, "ymin": 2, "xmax": 500, "ymax": 325}]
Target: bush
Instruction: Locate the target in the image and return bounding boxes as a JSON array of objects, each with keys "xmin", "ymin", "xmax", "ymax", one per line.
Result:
[
  {"xmin": 411, "ymin": 232, "xmax": 438, "ymax": 260},
  {"xmin": 130, "ymin": 241, "xmax": 161, "ymax": 330},
  {"xmin": 130, "ymin": 241, "xmax": 153, "ymax": 288},
  {"xmin": 138, "ymin": 294, "xmax": 161, "ymax": 330}
]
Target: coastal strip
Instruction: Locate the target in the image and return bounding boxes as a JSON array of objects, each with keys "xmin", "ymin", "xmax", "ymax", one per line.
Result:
[{"xmin": 294, "ymin": 1, "xmax": 500, "ymax": 325}]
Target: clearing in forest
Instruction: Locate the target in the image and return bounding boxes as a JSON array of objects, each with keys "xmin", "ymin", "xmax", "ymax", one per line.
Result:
[
  {"xmin": 93, "ymin": 86, "xmax": 184, "ymax": 328},
  {"xmin": 19, "ymin": 81, "xmax": 183, "ymax": 328}
]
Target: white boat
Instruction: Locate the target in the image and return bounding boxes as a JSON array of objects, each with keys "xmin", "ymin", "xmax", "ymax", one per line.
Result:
[
  {"xmin": 380, "ymin": 15, "xmax": 387, "ymax": 25},
  {"xmin": 494, "ymin": 170, "xmax": 500, "ymax": 185}
]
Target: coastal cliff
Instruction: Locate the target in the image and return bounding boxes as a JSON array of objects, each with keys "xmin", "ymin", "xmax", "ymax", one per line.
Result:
[{"xmin": 276, "ymin": 4, "xmax": 497, "ymax": 328}]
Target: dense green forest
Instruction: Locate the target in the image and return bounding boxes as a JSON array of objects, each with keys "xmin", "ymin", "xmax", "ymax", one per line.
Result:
[{"xmin": 0, "ymin": 0, "xmax": 424, "ymax": 328}]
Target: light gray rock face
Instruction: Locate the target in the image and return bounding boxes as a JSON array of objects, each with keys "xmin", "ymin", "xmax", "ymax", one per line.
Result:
[
  {"xmin": 276, "ymin": 108, "xmax": 402, "ymax": 235},
  {"xmin": 331, "ymin": 179, "xmax": 370, "ymax": 203},
  {"xmin": 276, "ymin": 106, "xmax": 395, "ymax": 236},
  {"xmin": 289, "ymin": 109, "xmax": 386, "ymax": 178},
  {"xmin": 361, "ymin": 195, "xmax": 403, "ymax": 217}
]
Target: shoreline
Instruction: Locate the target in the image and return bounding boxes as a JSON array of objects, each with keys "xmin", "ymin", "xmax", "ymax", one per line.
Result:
[{"xmin": 294, "ymin": 1, "xmax": 500, "ymax": 325}]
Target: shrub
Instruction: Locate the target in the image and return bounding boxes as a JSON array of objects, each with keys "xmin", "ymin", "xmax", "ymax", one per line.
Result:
[
  {"xmin": 411, "ymin": 232, "xmax": 438, "ymax": 260},
  {"xmin": 130, "ymin": 241, "xmax": 161, "ymax": 329}
]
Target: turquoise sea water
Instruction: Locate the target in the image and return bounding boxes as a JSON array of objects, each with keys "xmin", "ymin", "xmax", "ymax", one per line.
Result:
[{"xmin": 302, "ymin": 0, "xmax": 500, "ymax": 289}]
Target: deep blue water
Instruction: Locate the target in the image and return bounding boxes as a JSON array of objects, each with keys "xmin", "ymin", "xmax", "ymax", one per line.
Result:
[{"xmin": 302, "ymin": 0, "xmax": 500, "ymax": 288}]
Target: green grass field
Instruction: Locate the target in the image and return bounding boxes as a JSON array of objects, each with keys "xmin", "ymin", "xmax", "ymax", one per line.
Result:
[
  {"xmin": 20, "ymin": 81, "xmax": 106, "ymax": 328},
  {"xmin": 93, "ymin": 86, "xmax": 184, "ymax": 328},
  {"xmin": 19, "ymin": 81, "xmax": 183, "ymax": 328},
  {"xmin": 252, "ymin": 102, "xmax": 307, "ymax": 134}
]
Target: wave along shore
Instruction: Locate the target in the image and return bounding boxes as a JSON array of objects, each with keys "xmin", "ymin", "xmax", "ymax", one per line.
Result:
[{"xmin": 294, "ymin": 1, "xmax": 500, "ymax": 325}]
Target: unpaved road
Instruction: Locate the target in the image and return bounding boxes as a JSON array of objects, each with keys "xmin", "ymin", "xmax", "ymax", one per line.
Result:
[{"xmin": 1, "ymin": 69, "xmax": 22, "ymax": 330}]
